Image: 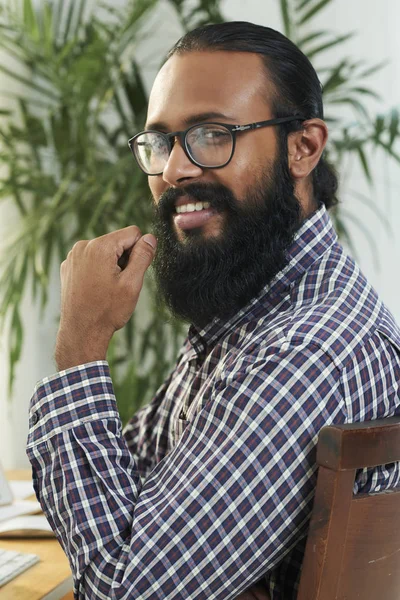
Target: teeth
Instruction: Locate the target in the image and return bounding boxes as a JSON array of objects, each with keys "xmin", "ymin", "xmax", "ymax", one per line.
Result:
[{"xmin": 176, "ymin": 201, "xmax": 211, "ymax": 214}]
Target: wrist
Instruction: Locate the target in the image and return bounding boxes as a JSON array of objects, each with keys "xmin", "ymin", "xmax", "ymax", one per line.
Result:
[{"xmin": 55, "ymin": 325, "xmax": 111, "ymax": 371}]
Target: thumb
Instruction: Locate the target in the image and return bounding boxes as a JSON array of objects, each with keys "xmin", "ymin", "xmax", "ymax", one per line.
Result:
[{"xmin": 125, "ymin": 234, "xmax": 157, "ymax": 279}]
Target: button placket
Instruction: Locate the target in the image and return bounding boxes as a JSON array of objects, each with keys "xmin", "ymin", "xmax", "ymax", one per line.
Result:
[
  {"xmin": 175, "ymin": 414, "xmax": 188, "ymax": 444},
  {"xmin": 173, "ymin": 354, "xmax": 206, "ymax": 446}
]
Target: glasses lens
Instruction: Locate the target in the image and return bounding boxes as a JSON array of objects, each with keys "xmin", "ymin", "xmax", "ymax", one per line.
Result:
[
  {"xmin": 133, "ymin": 132, "xmax": 169, "ymax": 175},
  {"xmin": 186, "ymin": 124, "xmax": 233, "ymax": 168}
]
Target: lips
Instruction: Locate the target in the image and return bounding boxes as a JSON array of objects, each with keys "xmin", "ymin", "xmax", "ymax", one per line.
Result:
[
  {"xmin": 173, "ymin": 207, "xmax": 217, "ymax": 230},
  {"xmin": 171, "ymin": 195, "xmax": 217, "ymax": 230}
]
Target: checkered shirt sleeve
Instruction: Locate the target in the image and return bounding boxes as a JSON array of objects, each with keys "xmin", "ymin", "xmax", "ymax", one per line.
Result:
[{"xmin": 26, "ymin": 340, "xmax": 346, "ymax": 600}]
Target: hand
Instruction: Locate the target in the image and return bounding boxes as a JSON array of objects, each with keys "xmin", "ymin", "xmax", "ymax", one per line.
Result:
[{"xmin": 55, "ymin": 226, "xmax": 157, "ymax": 371}]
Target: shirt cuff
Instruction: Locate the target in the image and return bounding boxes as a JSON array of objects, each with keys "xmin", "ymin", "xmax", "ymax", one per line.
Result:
[{"xmin": 27, "ymin": 361, "xmax": 120, "ymax": 448}]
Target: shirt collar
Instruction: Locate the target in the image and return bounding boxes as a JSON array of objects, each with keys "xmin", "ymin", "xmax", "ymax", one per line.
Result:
[{"xmin": 186, "ymin": 203, "xmax": 338, "ymax": 357}]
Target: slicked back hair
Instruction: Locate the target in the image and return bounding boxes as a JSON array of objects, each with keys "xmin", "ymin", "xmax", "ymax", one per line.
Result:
[{"xmin": 167, "ymin": 21, "xmax": 338, "ymax": 209}]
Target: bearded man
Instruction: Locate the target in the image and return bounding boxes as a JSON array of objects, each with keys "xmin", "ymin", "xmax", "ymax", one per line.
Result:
[{"xmin": 27, "ymin": 21, "xmax": 400, "ymax": 600}]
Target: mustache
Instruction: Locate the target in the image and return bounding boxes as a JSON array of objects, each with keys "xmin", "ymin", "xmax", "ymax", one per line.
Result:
[{"xmin": 156, "ymin": 182, "xmax": 240, "ymax": 220}]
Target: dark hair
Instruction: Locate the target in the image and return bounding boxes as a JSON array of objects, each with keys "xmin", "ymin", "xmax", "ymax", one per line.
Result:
[{"xmin": 167, "ymin": 21, "xmax": 339, "ymax": 209}]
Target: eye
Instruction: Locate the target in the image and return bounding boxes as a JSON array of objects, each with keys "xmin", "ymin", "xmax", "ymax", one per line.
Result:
[
  {"xmin": 190, "ymin": 126, "xmax": 231, "ymax": 146},
  {"xmin": 204, "ymin": 130, "xmax": 228, "ymax": 139},
  {"xmin": 137, "ymin": 136, "xmax": 167, "ymax": 152}
]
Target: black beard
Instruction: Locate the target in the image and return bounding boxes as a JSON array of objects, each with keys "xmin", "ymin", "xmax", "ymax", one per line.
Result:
[{"xmin": 151, "ymin": 152, "xmax": 302, "ymax": 328}]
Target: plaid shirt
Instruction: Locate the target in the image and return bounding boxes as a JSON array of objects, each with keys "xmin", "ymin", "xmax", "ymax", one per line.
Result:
[{"xmin": 27, "ymin": 204, "xmax": 400, "ymax": 600}]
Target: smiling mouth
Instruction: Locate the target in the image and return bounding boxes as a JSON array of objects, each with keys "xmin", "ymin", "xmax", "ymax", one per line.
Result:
[
  {"xmin": 173, "ymin": 202, "xmax": 218, "ymax": 230},
  {"xmin": 175, "ymin": 201, "xmax": 211, "ymax": 213}
]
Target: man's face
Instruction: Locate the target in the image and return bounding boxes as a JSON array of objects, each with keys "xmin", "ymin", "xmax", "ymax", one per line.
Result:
[
  {"xmin": 146, "ymin": 51, "xmax": 280, "ymax": 242},
  {"xmin": 145, "ymin": 51, "xmax": 302, "ymax": 327}
]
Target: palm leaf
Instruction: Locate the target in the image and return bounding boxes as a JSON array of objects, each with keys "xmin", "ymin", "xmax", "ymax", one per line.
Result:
[
  {"xmin": 8, "ymin": 306, "xmax": 23, "ymax": 396},
  {"xmin": 389, "ymin": 109, "xmax": 399, "ymax": 147},
  {"xmin": 296, "ymin": 0, "xmax": 315, "ymax": 9},
  {"xmin": 339, "ymin": 209, "xmax": 380, "ymax": 271},
  {"xmin": 329, "ymin": 97, "xmax": 370, "ymax": 121},
  {"xmin": 298, "ymin": 0, "xmax": 334, "ymax": 24},
  {"xmin": 374, "ymin": 137, "xmax": 400, "ymax": 164},
  {"xmin": 41, "ymin": 2, "xmax": 53, "ymax": 52},
  {"xmin": 306, "ymin": 33, "xmax": 354, "ymax": 59},
  {"xmin": 332, "ymin": 211, "xmax": 358, "ymax": 261},
  {"xmin": 350, "ymin": 87, "xmax": 381, "ymax": 100},
  {"xmin": 280, "ymin": 0, "xmax": 291, "ymax": 38},
  {"xmin": 360, "ymin": 61, "xmax": 388, "ymax": 78},
  {"xmin": 355, "ymin": 145, "xmax": 372, "ymax": 185},
  {"xmin": 23, "ymin": 0, "xmax": 39, "ymax": 41},
  {"xmin": 297, "ymin": 30, "xmax": 329, "ymax": 48},
  {"xmin": 0, "ymin": 63, "xmax": 59, "ymax": 99},
  {"xmin": 321, "ymin": 61, "xmax": 347, "ymax": 94},
  {"xmin": 62, "ymin": 0, "xmax": 81, "ymax": 45},
  {"xmin": 347, "ymin": 189, "xmax": 393, "ymax": 235}
]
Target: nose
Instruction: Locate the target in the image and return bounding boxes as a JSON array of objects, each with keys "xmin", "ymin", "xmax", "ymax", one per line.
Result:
[{"xmin": 162, "ymin": 139, "xmax": 203, "ymax": 187}]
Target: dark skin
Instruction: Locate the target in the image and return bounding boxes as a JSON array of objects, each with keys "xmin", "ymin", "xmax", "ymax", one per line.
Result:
[
  {"xmin": 55, "ymin": 49, "xmax": 328, "ymax": 370},
  {"xmin": 147, "ymin": 51, "xmax": 328, "ymax": 239},
  {"xmin": 54, "ymin": 50, "xmax": 329, "ymax": 597}
]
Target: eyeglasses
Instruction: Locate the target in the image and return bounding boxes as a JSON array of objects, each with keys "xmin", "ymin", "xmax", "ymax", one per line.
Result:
[{"xmin": 128, "ymin": 116, "xmax": 302, "ymax": 176}]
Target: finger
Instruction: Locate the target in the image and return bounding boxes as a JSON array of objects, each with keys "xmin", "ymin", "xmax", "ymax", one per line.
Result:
[
  {"xmin": 88, "ymin": 226, "xmax": 143, "ymax": 272},
  {"xmin": 95, "ymin": 225, "xmax": 142, "ymax": 256},
  {"xmin": 113, "ymin": 227, "xmax": 143, "ymax": 268},
  {"xmin": 124, "ymin": 234, "xmax": 157, "ymax": 282},
  {"xmin": 71, "ymin": 240, "xmax": 88, "ymax": 254}
]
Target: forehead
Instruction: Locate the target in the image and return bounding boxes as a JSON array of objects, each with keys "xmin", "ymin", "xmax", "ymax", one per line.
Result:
[{"xmin": 146, "ymin": 51, "xmax": 273, "ymax": 128}]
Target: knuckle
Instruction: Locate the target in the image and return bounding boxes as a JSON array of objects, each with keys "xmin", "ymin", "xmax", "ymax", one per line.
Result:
[
  {"xmin": 72, "ymin": 240, "xmax": 86, "ymax": 251},
  {"xmin": 127, "ymin": 225, "xmax": 141, "ymax": 236},
  {"xmin": 88, "ymin": 234, "xmax": 111, "ymax": 251},
  {"xmin": 133, "ymin": 226, "xmax": 142, "ymax": 238}
]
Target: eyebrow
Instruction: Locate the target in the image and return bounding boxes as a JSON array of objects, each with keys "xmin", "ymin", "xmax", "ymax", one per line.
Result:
[{"xmin": 145, "ymin": 111, "xmax": 238, "ymax": 131}]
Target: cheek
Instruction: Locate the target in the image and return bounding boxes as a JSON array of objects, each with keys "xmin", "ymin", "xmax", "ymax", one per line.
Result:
[
  {"xmin": 224, "ymin": 136, "xmax": 277, "ymax": 201},
  {"xmin": 148, "ymin": 176, "xmax": 164, "ymax": 204},
  {"xmin": 217, "ymin": 160, "xmax": 258, "ymax": 203}
]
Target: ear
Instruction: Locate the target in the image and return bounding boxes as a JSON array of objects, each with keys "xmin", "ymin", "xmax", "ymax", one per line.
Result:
[{"xmin": 287, "ymin": 118, "xmax": 328, "ymax": 180}]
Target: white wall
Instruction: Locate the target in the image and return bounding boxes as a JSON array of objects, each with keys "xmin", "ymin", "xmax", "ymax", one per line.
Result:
[
  {"xmin": 223, "ymin": 0, "xmax": 400, "ymax": 322},
  {"xmin": 1, "ymin": 0, "xmax": 399, "ymax": 468}
]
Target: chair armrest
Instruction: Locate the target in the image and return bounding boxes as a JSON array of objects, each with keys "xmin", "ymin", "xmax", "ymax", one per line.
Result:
[{"xmin": 317, "ymin": 416, "xmax": 400, "ymax": 471}]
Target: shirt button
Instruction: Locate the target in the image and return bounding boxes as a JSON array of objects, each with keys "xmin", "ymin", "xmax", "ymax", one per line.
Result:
[{"xmin": 31, "ymin": 412, "xmax": 39, "ymax": 425}]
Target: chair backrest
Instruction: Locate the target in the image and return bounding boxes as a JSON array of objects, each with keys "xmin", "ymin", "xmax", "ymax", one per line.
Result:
[{"xmin": 297, "ymin": 416, "xmax": 400, "ymax": 600}]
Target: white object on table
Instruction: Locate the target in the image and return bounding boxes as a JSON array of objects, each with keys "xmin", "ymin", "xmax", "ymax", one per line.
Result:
[
  {"xmin": 0, "ymin": 501, "xmax": 42, "ymax": 523},
  {"xmin": 9, "ymin": 480, "xmax": 35, "ymax": 501},
  {"xmin": 0, "ymin": 547, "xmax": 40, "ymax": 587},
  {"xmin": 0, "ymin": 515, "xmax": 54, "ymax": 538}
]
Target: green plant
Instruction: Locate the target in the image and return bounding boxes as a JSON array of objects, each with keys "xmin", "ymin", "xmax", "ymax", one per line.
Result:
[
  {"xmin": 0, "ymin": 0, "xmax": 224, "ymax": 421},
  {"xmin": 0, "ymin": 0, "xmax": 398, "ymax": 424}
]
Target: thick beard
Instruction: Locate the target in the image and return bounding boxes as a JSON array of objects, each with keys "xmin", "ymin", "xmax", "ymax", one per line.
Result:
[{"xmin": 152, "ymin": 151, "xmax": 302, "ymax": 328}]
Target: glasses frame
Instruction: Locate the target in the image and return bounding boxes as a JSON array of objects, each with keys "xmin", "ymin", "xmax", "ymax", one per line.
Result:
[{"xmin": 128, "ymin": 116, "xmax": 302, "ymax": 176}]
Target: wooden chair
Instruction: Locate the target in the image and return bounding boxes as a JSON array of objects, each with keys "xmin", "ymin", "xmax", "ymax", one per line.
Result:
[{"xmin": 297, "ymin": 416, "xmax": 400, "ymax": 600}]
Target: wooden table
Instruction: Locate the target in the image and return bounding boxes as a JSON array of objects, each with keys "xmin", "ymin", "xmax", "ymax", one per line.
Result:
[{"xmin": 0, "ymin": 470, "xmax": 73, "ymax": 600}]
